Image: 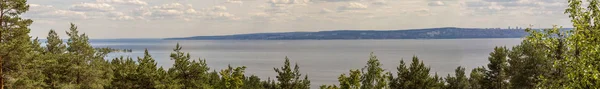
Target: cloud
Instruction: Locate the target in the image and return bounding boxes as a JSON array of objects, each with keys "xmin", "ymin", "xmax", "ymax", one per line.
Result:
[
  {"xmin": 268, "ymin": 0, "xmax": 310, "ymax": 5},
  {"xmin": 314, "ymin": 0, "xmax": 360, "ymax": 2},
  {"xmin": 133, "ymin": 3, "xmax": 239, "ymax": 21},
  {"xmin": 96, "ymin": 0, "xmax": 148, "ymax": 5},
  {"xmin": 261, "ymin": 0, "xmax": 310, "ymax": 16},
  {"xmin": 69, "ymin": 3, "xmax": 115, "ymax": 12},
  {"xmin": 203, "ymin": 12, "xmax": 239, "ymax": 20},
  {"xmin": 464, "ymin": 0, "xmax": 567, "ymax": 16},
  {"xmin": 428, "ymin": 1, "xmax": 445, "ymax": 6},
  {"xmin": 26, "ymin": 4, "xmax": 88, "ymax": 19},
  {"xmin": 226, "ymin": 0, "xmax": 243, "ymax": 4},
  {"xmin": 320, "ymin": 8, "xmax": 334, "ymax": 14},
  {"xmin": 202, "ymin": 6, "xmax": 239, "ymax": 20},
  {"xmin": 211, "ymin": 6, "xmax": 228, "ymax": 12},
  {"xmin": 413, "ymin": 8, "xmax": 431, "ymax": 16},
  {"xmin": 372, "ymin": 0, "xmax": 387, "ymax": 5},
  {"xmin": 133, "ymin": 3, "xmax": 200, "ymax": 19},
  {"xmin": 105, "ymin": 12, "xmax": 142, "ymax": 20},
  {"xmin": 337, "ymin": 2, "xmax": 368, "ymax": 12}
]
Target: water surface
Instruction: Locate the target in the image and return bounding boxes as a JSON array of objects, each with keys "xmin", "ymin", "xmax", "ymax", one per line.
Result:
[{"xmin": 93, "ymin": 39, "xmax": 522, "ymax": 88}]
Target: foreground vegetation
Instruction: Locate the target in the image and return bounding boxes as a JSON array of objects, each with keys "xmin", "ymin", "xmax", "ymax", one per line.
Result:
[{"xmin": 1, "ymin": 0, "xmax": 600, "ymax": 89}]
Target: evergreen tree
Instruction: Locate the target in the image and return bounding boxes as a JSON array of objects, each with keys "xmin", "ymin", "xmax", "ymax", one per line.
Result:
[
  {"xmin": 445, "ymin": 66, "xmax": 469, "ymax": 89},
  {"xmin": 319, "ymin": 85, "xmax": 339, "ymax": 89},
  {"xmin": 61, "ymin": 23, "xmax": 112, "ymax": 89},
  {"xmin": 405, "ymin": 56, "xmax": 434, "ymax": 89},
  {"xmin": 469, "ymin": 67, "xmax": 486, "ymax": 89},
  {"xmin": 0, "ymin": 0, "xmax": 35, "ymax": 88},
  {"xmin": 389, "ymin": 59, "xmax": 408, "ymax": 89},
  {"xmin": 110, "ymin": 57, "xmax": 138, "ymax": 89},
  {"xmin": 360, "ymin": 53, "xmax": 388, "ymax": 89},
  {"xmin": 155, "ymin": 67, "xmax": 181, "ymax": 89},
  {"xmin": 244, "ymin": 75, "xmax": 264, "ymax": 89},
  {"xmin": 168, "ymin": 43, "xmax": 211, "ymax": 88},
  {"xmin": 338, "ymin": 69, "xmax": 361, "ymax": 89},
  {"xmin": 485, "ymin": 47, "xmax": 509, "ymax": 89},
  {"xmin": 431, "ymin": 73, "xmax": 445, "ymax": 89},
  {"xmin": 507, "ymin": 41, "xmax": 551, "ymax": 88},
  {"xmin": 46, "ymin": 30, "xmax": 66, "ymax": 54},
  {"xmin": 207, "ymin": 70, "xmax": 221, "ymax": 88},
  {"xmin": 219, "ymin": 65, "xmax": 246, "ymax": 89},
  {"xmin": 274, "ymin": 57, "xmax": 310, "ymax": 89},
  {"xmin": 136, "ymin": 49, "xmax": 161, "ymax": 88},
  {"xmin": 262, "ymin": 77, "xmax": 279, "ymax": 89}
]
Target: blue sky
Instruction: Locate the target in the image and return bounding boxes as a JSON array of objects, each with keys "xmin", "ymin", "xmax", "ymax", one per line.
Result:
[{"xmin": 24, "ymin": 0, "xmax": 571, "ymax": 38}]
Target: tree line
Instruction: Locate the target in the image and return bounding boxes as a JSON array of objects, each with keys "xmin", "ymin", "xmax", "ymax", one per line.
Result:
[{"xmin": 1, "ymin": 0, "xmax": 600, "ymax": 89}]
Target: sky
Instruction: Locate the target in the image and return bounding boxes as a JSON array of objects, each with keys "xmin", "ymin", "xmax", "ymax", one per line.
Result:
[{"xmin": 24, "ymin": 0, "xmax": 572, "ymax": 38}]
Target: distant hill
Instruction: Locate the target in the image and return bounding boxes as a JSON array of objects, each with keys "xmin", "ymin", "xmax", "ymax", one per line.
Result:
[{"xmin": 165, "ymin": 27, "xmax": 571, "ymax": 40}]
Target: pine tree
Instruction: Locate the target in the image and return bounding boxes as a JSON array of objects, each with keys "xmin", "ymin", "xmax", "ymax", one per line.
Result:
[
  {"xmin": 469, "ymin": 67, "xmax": 486, "ymax": 89},
  {"xmin": 507, "ymin": 41, "xmax": 551, "ymax": 88},
  {"xmin": 41, "ymin": 29, "xmax": 66, "ymax": 88},
  {"xmin": 244, "ymin": 75, "xmax": 264, "ymax": 89},
  {"xmin": 338, "ymin": 69, "xmax": 361, "ymax": 89},
  {"xmin": 136, "ymin": 49, "xmax": 161, "ymax": 88},
  {"xmin": 207, "ymin": 70, "xmax": 221, "ymax": 88},
  {"xmin": 110, "ymin": 57, "xmax": 138, "ymax": 89},
  {"xmin": 406, "ymin": 56, "xmax": 433, "ymax": 89},
  {"xmin": 485, "ymin": 47, "xmax": 509, "ymax": 89},
  {"xmin": 431, "ymin": 73, "xmax": 445, "ymax": 89},
  {"xmin": 445, "ymin": 66, "xmax": 469, "ymax": 89},
  {"xmin": 389, "ymin": 59, "xmax": 408, "ymax": 89},
  {"xmin": 274, "ymin": 57, "xmax": 310, "ymax": 89},
  {"xmin": 319, "ymin": 85, "xmax": 339, "ymax": 89},
  {"xmin": 45, "ymin": 30, "xmax": 66, "ymax": 54},
  {"xmin": 62, "ymin": 23, "xmax": 112, "ymax": 89},
  {"xmin": 168, "ymin": 43, "xmax": 210, "ymax": 88},
  {"xmin": 360, "ymin": 53, "xmax": 388, "ymax": 89},
  {"xmin": 0, "ymin": 0, "xmax": 35, "ymax": 88},
  {"xmin": 155, "ymin": 67, "xmax": 182, "ymax": 89},
  {"xmin": 219, "ymin": 65, "xmax": 246, "ymax": 89}
]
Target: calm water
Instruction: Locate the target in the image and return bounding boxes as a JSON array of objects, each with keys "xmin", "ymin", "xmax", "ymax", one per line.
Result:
[{"xmin": 92, "ymin": 38, "xmax": 522, "ymax": 88}]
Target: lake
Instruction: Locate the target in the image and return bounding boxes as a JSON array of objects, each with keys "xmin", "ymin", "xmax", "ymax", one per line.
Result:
[{"xmin": 93, "ymin": 38, "xmax": 522, "ymax": 88}]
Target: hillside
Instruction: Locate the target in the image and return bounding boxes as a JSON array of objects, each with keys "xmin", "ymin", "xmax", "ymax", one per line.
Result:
[{"xmin": 165, "ymin": 27, "xmax": 567, "ymax": 40}]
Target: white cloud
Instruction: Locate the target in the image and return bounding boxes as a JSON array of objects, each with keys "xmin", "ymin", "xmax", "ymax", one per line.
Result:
[
  {"xmin": 320, "ymin": 8, "xmax": 333, "ymax": 14},
  {"xmin": 96, "ymin": 0, "xmax": 148, "ymax": 5},
  {"xmin": 464, "ymin": 0, "xmax": 566, "ymax": 16},
  {"xmin": 25, "ymin": 0, "xmax": 573, "ymax": 38},
  {"xmin": 132, "ymin": 3, "xmax": 239, "ymax": 21},
  {"xmin": 201, "ymin": 6, "xmax": 239, "ymax": 20},
  {"xmin": 26, "ymin": 4, "xmax": 88, "ymax": 19},
  {"xmin": 488, "ymin": 2, "xmax": 504, "ymax": 10},
  {"xmin": 314, "ymin": 0, "xmax": 360, "ymax": 2},
  {"xmin": 372, "ymin": 0, "xmax": 387, "ymax": 5},
  {"xmin": 211, "ymin": 6, "xmax": 228, "ymax": 12},
  {"xmin": 69, "ymin": 3, "xmax": 115, "ymax": 12},
  {"xmin": 204, "ymin": 12, "xmax": 239, "ymax": 20},
  {"xmin": 428, "ymin": 1, "xmax": 445, "ymax": 6},
  {"xmin": 226, "ymin": 0, "xmax": 243, "ymax": 4},
  {"xmin": 337, "ymin": 2, "xmax": 368, "ymax": 12},
  {"xmin": 134, "ymin": 3, "xmax": 200, "ymax": 19},
  {"xmin": 269, "ymin": 0, "xmax": 310, "ymax": 5}
]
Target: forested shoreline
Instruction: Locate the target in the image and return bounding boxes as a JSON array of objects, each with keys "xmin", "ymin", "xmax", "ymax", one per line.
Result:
[{"xmin": 1, "ymin": 0, "xmax": 600, "ymax": 89}]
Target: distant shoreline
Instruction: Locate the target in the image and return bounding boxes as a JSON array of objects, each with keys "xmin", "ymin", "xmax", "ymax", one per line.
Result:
[
  {"xmin": 165, "ymin": 27, "xmax": 568, "ymax": 40},
  {"xmin": 163, "ymin": 37, "xmax": 524, "ymax": 40}
]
